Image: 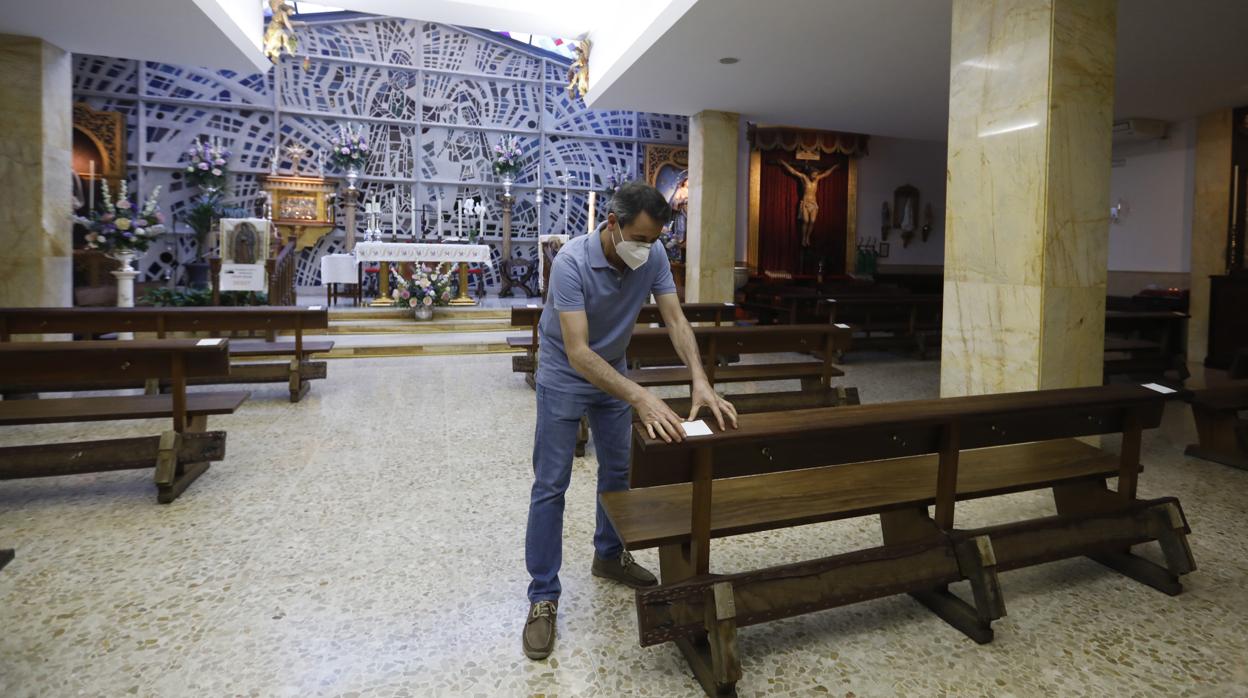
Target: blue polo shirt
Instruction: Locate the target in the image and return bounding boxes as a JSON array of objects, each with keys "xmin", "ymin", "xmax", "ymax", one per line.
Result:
[{"xmin": 536, "ymin": 226, "xmax": 677, "ymax": 394}]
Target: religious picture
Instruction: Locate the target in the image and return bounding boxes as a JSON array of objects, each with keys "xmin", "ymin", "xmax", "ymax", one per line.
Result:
[
  {"xmin": 645, "ymin": 145, "xmax": 689, "ymax": 262},
  {"xmin": 220, "ymin": 218, "xmax": 271, "ymax": 265}
]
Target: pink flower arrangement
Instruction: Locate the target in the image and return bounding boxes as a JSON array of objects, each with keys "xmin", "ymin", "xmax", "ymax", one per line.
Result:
[
  {"xmin": 184, "ymin": 138, "xmax": 230, "ymax": 191},
  {"xmin": 328, "ymin": 125, "xmax": 369, "ymax": 171},
  {"xmin": 72, "ymin": 179, "xmax": 165, "ymax": 254},
  {"xmin": 492, "ymin": 134, "xmax": 524, "ymax": 178},
  {"xmin": 393, "ymin": 264, "xmax": 454, "ymax": 309}
]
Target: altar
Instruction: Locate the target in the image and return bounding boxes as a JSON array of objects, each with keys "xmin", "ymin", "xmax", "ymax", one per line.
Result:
[{"xmin": 339, "ymin": 241, "xmax": 492, "ymax": 307}]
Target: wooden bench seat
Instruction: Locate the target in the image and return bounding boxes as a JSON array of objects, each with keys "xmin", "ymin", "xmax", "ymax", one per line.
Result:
[
  {"xmin": 605, "ymin": 439, "xmax": 1120, "ymax": 549},
  {"xmin": 0, "ymin": 392, "xmax": 246, "ymax": 426},
  {"xmin": 0, "ymin": 340, "xmax": 248, "ymax": 503},
  {"xmin": 0, "ymin": 306, "xmax": 330, "ymax": 402},
  {"xmin": 228, "ymin": 339, "xmax": 335, "ymax": 357},
  {"xmin": 1184, "ymin": 379, "xmax": 1248, "ymax": 469},
  {"xmin": 603, "ymin": 384, "xmax": 1193, "ymax": 696},
  {"xmin": 509, "ymin": 302, "xmax": 738, "ymax": 387},
  {"xmin": 627, "ymin": 361, "xmax": 842, "ymax": 387}
]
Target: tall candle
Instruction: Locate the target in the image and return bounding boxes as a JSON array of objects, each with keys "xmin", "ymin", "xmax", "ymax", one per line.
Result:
[
  {"xmin": 436, "ymin": 194, "xmax": 443, "ymax": 238},
  {"xmin": 458, "ymin": 199, "xmax": 463, "ymax": 238},
  {"xmin": 587, "ymin": 191, "xmax": 596, "ymax": 234},
  {"xmin": 87, "ymin": 160, "xmax": 95, "ymax": 211},
  {"xmin": 478, "ymin": 199, "xmax": 486, "ymax": 237},
  {"xmin": 391, "ymin": 194, "xmax": 397, "ymax": 235}
]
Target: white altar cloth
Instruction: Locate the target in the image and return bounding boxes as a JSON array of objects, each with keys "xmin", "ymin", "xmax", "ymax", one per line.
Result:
[
  {"xmin": 353, "ymin": 241, "xmax": 491, "ymax": 264},
  {"xmin": 320, "ymin": 254, "xmax": 358, "ymax": 284}
]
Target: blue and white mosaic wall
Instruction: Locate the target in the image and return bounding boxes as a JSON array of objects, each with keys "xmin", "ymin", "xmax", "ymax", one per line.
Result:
[{"xmin": 73, "ymin": 14, "xmax": 688, "ymax": 288}]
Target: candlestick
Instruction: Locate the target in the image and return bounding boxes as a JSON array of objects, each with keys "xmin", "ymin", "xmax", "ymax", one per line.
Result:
[
  {"xmin": 477, "ymin": 199, "xmax": 486, "ymax": 238},
  {"xmin": 87, "ymin": 160, "xmax": 95, "ymax": 212},
  {"xmin": 458, "ymin": 198, "xmax": 463, "ymax": 238},
  {"xmin": 436, "ymin": 192, "xmax": 443, "ymax": 238},
  {"xmin": 587, "ymin": 191, "xmax": 597, "ymax": 234},
  {"xmin": 391, "ymin": 193, "xmax": 398, "ymax": 236}
]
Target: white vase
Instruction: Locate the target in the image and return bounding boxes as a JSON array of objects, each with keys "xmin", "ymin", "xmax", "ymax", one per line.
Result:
[
  {"xmin": 109, "ymin": 250, "xmax": 137, "ymax": 273},
  {"xmin": 346, "ymin": 165, "xmax": 359, "ymax": 191},
  {"xmin": 501, "ymin": 172, "xmax": 514, "ymax": 197},
  {"xmin": 413, "ymin": 304, "xmax": 434, "ymax": 321}
]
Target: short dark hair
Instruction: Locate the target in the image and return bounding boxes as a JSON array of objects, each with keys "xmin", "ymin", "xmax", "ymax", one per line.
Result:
[{"xmin": 610, "ymin": 181, "xmax": 672, "ymax": 228}]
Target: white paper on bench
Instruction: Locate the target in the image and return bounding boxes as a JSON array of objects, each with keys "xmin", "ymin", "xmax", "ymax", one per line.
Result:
[
  {"xmin": 681, "ymin": 420, "xmax": 713, "ymax": 437},
  {"xmin": 1142, "ymin": 382, "xmax": 1177, "ymax": 394},
  {"xmin": 196, "ymin": 338, "xmax": 224, "ymax": 346},
  {"xmin": 309, "ymin": 305, "xmax": 323, "ymax": 310},
  {"xmin": 527, "ymin": 304, "xmax": 539, "ymax": 308},
  {"xmin": 834, "ymin": 323, "xmax": 850, "ymax": 329}
]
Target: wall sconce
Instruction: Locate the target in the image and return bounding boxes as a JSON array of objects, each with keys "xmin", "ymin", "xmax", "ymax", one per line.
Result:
[{"xmin": 1110, "ymin": 199, "xmax": 1128, "ymax": 224}]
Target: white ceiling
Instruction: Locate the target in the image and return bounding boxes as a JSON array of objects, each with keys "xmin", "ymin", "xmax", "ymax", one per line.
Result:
[
  {"xmin": 0, "ymin": 0, "xmax": 267, "ymax": 71},
  {"xmin": 587, "ymin": 0, "xmax": 1248, "ymax": 141},
  {"xmin": 333, "ymin": 0, "xmax": 598, "ymax": 37}
]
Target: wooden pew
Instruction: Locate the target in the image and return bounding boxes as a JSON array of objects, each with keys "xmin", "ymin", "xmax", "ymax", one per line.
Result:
[
  {"xmin": 0, "ymin": 306, "xmax": 331, "ymax": 402},
  {"xmin": 602, "ymin": 384, "xmax": 1194, "ymax": 696},
  {"xmin": 1103, "ymin": 310, "xmax": 1191, "ymax": 383},
  {"xmin": 566, "ymin": 324, "xmax": 851, "ymax": 457},
  {"xmin": 625, "ymin": 324, "xmax": 849, "ymax": 391},
  {"xmin": 1184, "ymin": 379, "xmax": 1248, "ymax": 470},
  {"xmin": 509, "ymin": 302, "xmax": 738, "ymax": 388},
  {"xmin": 0, "ymin": 548, "xmax": 12, "ymax": 573},
  {"xmin": 814, "ymin": 294, "xmax": 943, "ymax": 358},
  {"xmin": 0, "ymin": 340, "xmax": 249, "ymax": 503}
]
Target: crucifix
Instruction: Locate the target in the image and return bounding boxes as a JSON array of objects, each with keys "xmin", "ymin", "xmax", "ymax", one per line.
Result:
[{"xmin": 779, "ymin": 160, "xmax": 840, "ymax": 247}]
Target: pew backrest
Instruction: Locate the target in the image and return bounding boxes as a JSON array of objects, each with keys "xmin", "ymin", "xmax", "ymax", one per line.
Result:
[
  {"xmin": 0, "ymin": 306, "xmax": 329, "ymax": 341},
  {"xmin": 0, "ymin": 339, "xmax": 232, "ymax": 384},
  {"xmin": 510, "ymin": 302, "xmax": 736, "ymax": 329}
]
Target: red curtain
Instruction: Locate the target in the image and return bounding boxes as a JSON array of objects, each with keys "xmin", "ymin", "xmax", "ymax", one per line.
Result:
[{"xmin": 758, "ymin": 153, "xmax": 849, "ymax": 275}]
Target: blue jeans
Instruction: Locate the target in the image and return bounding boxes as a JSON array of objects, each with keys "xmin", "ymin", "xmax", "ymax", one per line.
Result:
[{"xmin": 526, "ymin": 384, "xmax": 633, "ymax": 602}]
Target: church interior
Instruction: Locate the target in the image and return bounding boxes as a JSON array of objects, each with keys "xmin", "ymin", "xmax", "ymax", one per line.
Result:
[{"xmin": 2, "ymin": 0, "xmax": 1248, "ymax": 695}]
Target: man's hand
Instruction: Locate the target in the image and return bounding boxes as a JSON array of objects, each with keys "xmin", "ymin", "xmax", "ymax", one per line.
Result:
[
  {"xmin": 633, "ymin": 390, "xmax": 686, "ymax": 443},
  {"xmin": 689, "ymin": 380, "xmax": 739, "ymax": 431}
]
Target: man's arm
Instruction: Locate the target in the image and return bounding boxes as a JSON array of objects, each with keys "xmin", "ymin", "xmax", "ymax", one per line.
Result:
[
  {"xmin": 558, "ymin": 309, "xmax": 687, "ymax": 443},
  {"xmin": 655, "ymin": 293, "xmax": 738, "ymax": 430}
]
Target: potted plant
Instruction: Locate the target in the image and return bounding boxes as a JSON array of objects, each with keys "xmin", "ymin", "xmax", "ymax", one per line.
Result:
[
  {"xmin": 72, "ymin": 179, "xmax": 165, "ymax": 272},
  {"xmin": 492, "ymin": 134, "xmax": 523, "ymax": 195},
  {"xmin": 393, "ymin": 264, "xmax": 453, "ymax": 320},
  {"xmin": 328, "ymin": 125, "xmax": 369, "ymax": 190}
]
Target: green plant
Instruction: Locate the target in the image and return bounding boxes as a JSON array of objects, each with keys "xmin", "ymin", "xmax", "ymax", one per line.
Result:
[
  {"xmin": 141, "ymin": 287, "xmax": 212, "ymax": 307},
  {"xmin": 185, "ymin": 194, "xmax": 222, "ymax": 261}
]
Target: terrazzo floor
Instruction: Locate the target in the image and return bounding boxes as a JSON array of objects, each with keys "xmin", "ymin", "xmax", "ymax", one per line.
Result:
[{"xmin": 1, "ymin": 352, "xmax": 1246, "ymax": 697}]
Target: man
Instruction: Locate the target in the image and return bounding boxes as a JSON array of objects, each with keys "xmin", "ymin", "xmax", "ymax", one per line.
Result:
[{"xmin": 522, "ymin": 181, "xmax": 738, "ymax": 660}]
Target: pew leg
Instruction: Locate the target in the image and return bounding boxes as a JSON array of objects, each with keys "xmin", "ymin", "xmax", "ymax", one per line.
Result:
[
  {"xmin": 658, "ymin": 543, "xmax": 738, "ymax": 696},
  {"xmin": 575, "ymin": 416, "xmax": 588, "ymax": 457},
  {"xmin": 1053, "ymin": 483, "xmax": 1195, "ymax": 595},
  {"xmin": 288, "ymin": 359, "xmax": 310, "ymax": 403},
  {"xmin": 799, "ymin": 377, "xmax": 821, "ymax": 392},
  {"xmin": 156, "ymin": 416, "xmax": 211, "ymax": 504},
  {"xmin": 143, "ymin": 378, "xmax": 160, "ymax": 396},
  {"xmin": 880, "ymin": 508, "xmax": 1001, "ymax": 643},
  {"xmin": 1184, "ymin": 407, "xmax": 1248, "ymax": 470}
]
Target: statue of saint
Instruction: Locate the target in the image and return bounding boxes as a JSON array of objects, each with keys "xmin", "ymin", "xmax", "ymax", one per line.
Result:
[{"xmin": 779, "ymin": 160, "xmax": 840, "ymax": 247}]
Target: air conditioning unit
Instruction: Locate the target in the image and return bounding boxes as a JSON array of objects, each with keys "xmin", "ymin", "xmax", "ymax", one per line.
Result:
[{"xmin": 1112, "ymin": 119, "xmax": 1168, "ymax": 142}]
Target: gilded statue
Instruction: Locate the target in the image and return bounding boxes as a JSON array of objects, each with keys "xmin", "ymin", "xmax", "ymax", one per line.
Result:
[
  {"xmin": 779, "ymin": 160, "xmax": 839, "ymax": 247},
  {"xmin": 566, "ymin": 40, "xmax": 591, "ymax": 99},
  {"xmin": 264, "ymin": 0, "xmax": 298, "ymax": 65}
]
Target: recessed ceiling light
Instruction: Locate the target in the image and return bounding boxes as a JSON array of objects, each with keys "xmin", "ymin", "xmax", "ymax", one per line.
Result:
[{"xmin": 718, "ymin": 57, "xmax": 739, "ymax": 65}]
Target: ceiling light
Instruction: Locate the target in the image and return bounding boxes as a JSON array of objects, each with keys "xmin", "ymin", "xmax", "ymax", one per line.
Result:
[{"xmin": 718, "ymin": 57, "xmax": 739, "ymax": 65}]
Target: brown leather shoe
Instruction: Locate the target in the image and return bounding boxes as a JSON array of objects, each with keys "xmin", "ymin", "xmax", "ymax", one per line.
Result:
[
  {"xmin": 591, "ymin": 550, "xmax": 658, "ymax": 588},
  {"xmin": 522, "ymin": 600, "xmax": 557, "ymax": 660}
]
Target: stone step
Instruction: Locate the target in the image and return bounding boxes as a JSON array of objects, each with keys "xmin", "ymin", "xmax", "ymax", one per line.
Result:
[
  {"xmin": 308, "ymin": 317, "xmax": 515, "ymax": 335},
  {"xmin": 302, "ymin": 331, "xmax": 524, "ymax": 359}
]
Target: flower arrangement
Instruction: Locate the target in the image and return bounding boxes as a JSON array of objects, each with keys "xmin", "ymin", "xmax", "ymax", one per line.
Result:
[
  {"xmin": 183, "ymin": 139, "xmax": 230, "ymax": 190},
  {"xmin": 491, "ymin": 134, "xmax": 524, "ymax": 178},
  {"xmin": 659, "ymin": 226, "xmax": 684, "ymax": 263},
  {"xmin": 392, "ymin": 264, "xmax": 454, "ymax": 308},
  {"xmin": 73, "ymin": 179, "xmax": 165, "ymax": 255},
  {"xmin": 328, "ymin": 125, "xmax": 369, "ymax": 171}
]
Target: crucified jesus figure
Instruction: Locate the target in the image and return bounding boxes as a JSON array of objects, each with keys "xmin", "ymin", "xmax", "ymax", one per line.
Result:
[{"xmin": 779, "ymin": 160, "xmax": 840, "ymax": 247}]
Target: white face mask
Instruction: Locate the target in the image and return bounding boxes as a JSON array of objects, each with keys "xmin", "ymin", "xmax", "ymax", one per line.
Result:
[{"xmin": 612, "ymin": 224, "xmax": 652, "ymax": 270}]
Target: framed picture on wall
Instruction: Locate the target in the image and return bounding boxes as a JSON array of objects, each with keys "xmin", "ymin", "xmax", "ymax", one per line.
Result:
[{"xmin": 879, "ymin": 242, "xmax": 890, "ymax": 258}]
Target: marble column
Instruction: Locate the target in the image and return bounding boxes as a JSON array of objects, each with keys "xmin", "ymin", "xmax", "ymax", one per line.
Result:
[
  {"xmin": 685, "ymin": 110, "xmax": 739, "ymax": 302},
  {"xmin": 0, "ymin": 35, "xmax": 73, "ymax": 308},
  {"xmin": 1187, "ymin": 109, "xmax": 1233, "ymax": 364},
  {"xmin": 941, "ymin": 0, "xmax": 1116, "ymax": 397}
]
